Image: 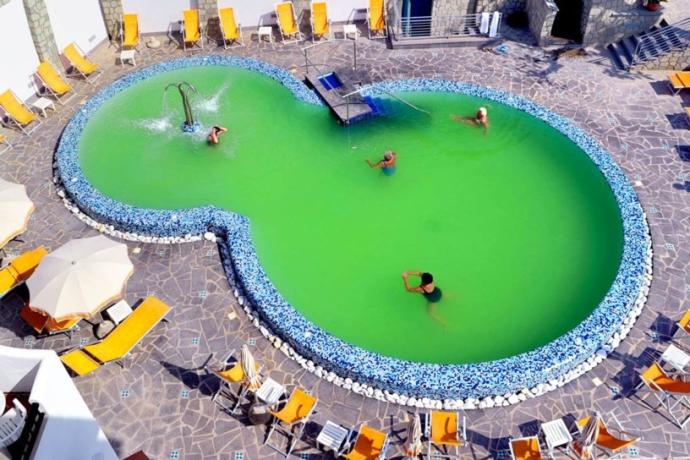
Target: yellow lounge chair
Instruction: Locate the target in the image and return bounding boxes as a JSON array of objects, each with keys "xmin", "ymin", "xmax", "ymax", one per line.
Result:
[
  {"xmin": 572, "ymin": 416, "xmax": 639, "ymax": 459},
  {"xmin": 275, "ymin": 2, "xmax": 302, "ymax": 44},
  {"xmin": 0, "ymin": 134, "xmax": 11, "ymax": 155},
  {"xmin": 59, "ymin": 297, "xmax": 170, "ymax": 376},
  {"xmin": 640, "ymin": 362, "xmax": 690, "ymax": 427},
  {"xmin": 425, "ymin": 410, "xmax": 466, "ymax": 458},
  {"xmin": 219, "ymin": 7, "xmax": 243, "ymax": 48},
  {"xmin": 310, "ymin": 2, "xmax": 331, "ymax": 43},
  {"xmin": 183, "ymin": 9, "xmax": 204, "ymax": 51},
  {"xmin": 686, "ymin": 107, "xmax": 690, "ymax": 129},
  {"xmin": 0, "ymin": 246, "xmax": 48, "ymax": 296},
  {"xmin": 509, "ymin": 436, "xmax": 543, "ymax": 460},
  {"xmin": 367, "ymin": 0, "xmax": 386, "ymax": 39},
  {"xmin": 0, "ymin": 90, "xmax": 41, "ymax": 136},
  {"xmin": 121, "ymin": 13, "xmax": 140, "ymax": 50},
  {"xmin": 341, "ymin": 424, "xmax": 389, "ymax": 460},
  {"xmin": 668, "ymin": 71, "xmax": 690, "ymax": 95},
  {"xmin": 63, "ymin": 43, "xmax": 102, "ymax": 84},
  {"xmin": 36, "ymin": 61, "xmax": 76, "ymax": 106},
  {"xmin": 207, "ymin": 349, "xmax": 262, "ymax": 413},
  {"xmin": 265, "ymin": 387, "xmax": 317, "ymax": 456}
]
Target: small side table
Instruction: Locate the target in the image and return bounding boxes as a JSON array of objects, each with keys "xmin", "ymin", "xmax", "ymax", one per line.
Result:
[
  {"xmin": 256, "ymin": 26, "xmax": 274, "ymax": 47},
  {"xmin": 31, "ymin": 97, "xmax": 55, "ymax": 118},
  {"xmin": 316, "ymin": 421, "xmax": 349, "ymax": 455},
  {"xmin": 255, "ymin": 377, "xmax": 285, "ymax": 406},
  {"xmin": 342, "ymin": 24, "xmax": 359, "ymax": 40},
  {"xmin": 662, "ymin": 344, "xmax": 690, "ymax": 373},
  {"xmin": 540, "ymin": 418, "xmax": 573, "ymax": 459},
  {"xmin": 120, "ymin": 49, "xmax": 137, "ymax": 67}
]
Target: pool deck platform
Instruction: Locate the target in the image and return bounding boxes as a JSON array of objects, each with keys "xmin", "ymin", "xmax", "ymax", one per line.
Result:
[{"xmin": 304, "ymin": 71, "xmax": 374, "ymax": 124}]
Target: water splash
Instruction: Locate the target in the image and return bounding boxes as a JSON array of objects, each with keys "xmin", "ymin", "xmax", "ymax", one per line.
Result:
[
  {"xmin": 136, "ymin": 116, "xmax": 172, "ymax": 133},
  {"xmin": 194, "ymin": 83, "xmax": 230, "ymax": 113}
]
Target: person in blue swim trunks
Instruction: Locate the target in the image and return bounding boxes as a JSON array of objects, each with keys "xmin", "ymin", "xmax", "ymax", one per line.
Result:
[
  {"xmin": 366, "ymin": 150, "xmax": 397, "ymax": 175},
  {"xmin": 402, "ymin": 271, "xmax": 446, "ymax": 326}
]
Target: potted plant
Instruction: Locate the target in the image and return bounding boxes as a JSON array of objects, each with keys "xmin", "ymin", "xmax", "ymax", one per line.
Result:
[{"xmin": 645, "ymin": 0, "xmax": 666, "ymax": 12}]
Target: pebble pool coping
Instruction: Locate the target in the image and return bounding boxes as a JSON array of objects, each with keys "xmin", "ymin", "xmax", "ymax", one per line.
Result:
[{"xmin": 55, "ymin": 55, "xmax": 652, "ymax": 404}]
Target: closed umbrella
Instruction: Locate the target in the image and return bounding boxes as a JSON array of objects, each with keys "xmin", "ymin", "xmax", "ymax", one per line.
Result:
[
  {"xmin": 0, "ymin": 178, "xmax": 34, "ymax": 249},
  {"xmin": 578, "ymin": 412, "xmax": 601, "ymax": 459},
  {"xmin": 241, "ymin": 344, "xmax": 262, "ymax": 391},
  {"xmin": 403, "ymin": 412, "xmax": 422, "ymax": 457},
  {"xmin": 26, "ymin": 235, "xmax": 133, "ymax": 321}
]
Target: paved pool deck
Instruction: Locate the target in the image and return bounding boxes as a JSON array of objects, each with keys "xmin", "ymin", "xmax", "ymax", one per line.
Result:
[{"xmin": 1, "ymin": 23, "xmax": 689, "ymax": 459}]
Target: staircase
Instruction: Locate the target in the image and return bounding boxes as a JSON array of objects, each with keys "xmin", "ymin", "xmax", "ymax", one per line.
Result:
[{"xmin": 606, "ymin": 17, "xmax": 690, "ymax": 70}]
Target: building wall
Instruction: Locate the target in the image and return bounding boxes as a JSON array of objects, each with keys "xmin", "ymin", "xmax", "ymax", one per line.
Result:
[
  {"xmin": 475, "ymin": 0, "xmax": 525, "ymax": 14},
  {"xmin": 120, "ymin": 0, "xmax": 192, "ymax": 33},
  {"xmin": 44, "ymin": 0, "xmax": 108, "ymax": 52},
  {"xmin": 581, "ymin": 0, "xmax": 661, "ymax": 45},
  {"xmin": 0, "ymin": 0, "xmax": 41, "ymax": 100},
  {"xmin": 526, "ymin": 0, "xmax": 557, "ymax": 45}
]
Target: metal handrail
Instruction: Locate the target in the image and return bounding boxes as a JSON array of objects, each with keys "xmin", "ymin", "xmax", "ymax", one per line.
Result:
[
  {"xmin": 630, "ymin": 17, "xmax": 690, "ymax": 67},
  {"xmin": 393, "ymin": 13, "xmax": 492, "ymax": 39}
]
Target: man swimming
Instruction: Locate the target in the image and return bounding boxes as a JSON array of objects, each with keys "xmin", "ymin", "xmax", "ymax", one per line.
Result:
[
  {"xmin": 452, "ymin": 107, "xmax": 489, "ymax": 134},
  {"xmin": 366, "ymin": 150, "xmax": 397, "ymax": 175},
  {"xmin": 207, "ymin": 125, "xmax": 228, "ymax": 145}
]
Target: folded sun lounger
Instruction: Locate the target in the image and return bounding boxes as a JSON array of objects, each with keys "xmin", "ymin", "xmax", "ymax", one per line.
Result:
[
  {"xmin": 275, "ymin": 2, "xmax": 302, "ymax": 44},
  {"xmin": 121, "ymin": 13, "xmax": 140, "ymax": 50},
  {"xmin": 183, "ymin": 9, "xmax": 204, "ymax": 51},
  {"xmin": 63, "ymin": 43, "xmax": 102, "ymax": 84},
  {"xmin": 310, "ymin": 2, "xmax": 331, "ymax": 43},
  {"xmin": 367, "ymin": 0, "xmax": 386, "ymax": 39},
  {"xmin": 219, "ymin": 7, "xmax": 243, "ymax": 48}
]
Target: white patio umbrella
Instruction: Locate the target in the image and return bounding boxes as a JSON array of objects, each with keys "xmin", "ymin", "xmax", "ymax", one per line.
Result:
[
  {"xmin": 241, "ymin": 344, "xmax": 262, "ymax": 391},
  {"xmin": 578, "ymin": 412, "xmax": 601, "ymax": 459},
  {"xmin": 403, "ymin": 412, "xmax": 423, "ymax": 457},
  {"xmin": 26, "ymin": 235, "xmax": 134, "ymax": 321},
  {"xmin": 0, "ymin": 178, "xmax": 34, "ymax": 248}
]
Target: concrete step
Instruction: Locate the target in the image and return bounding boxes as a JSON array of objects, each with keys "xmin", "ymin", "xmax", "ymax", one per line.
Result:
[{"xmin": 389, "ymin": 34, "xmax": 492, "ymax": 49}]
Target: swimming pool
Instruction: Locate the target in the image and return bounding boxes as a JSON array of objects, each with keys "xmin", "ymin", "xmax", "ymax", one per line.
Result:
[{"xmin": 56, "ymin": 56, "xmax": 651, "ymax": 404}]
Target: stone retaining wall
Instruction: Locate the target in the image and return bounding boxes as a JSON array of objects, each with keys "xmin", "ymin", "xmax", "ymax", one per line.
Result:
[
  {"xmin": 526, "ymin": 0, "xmax": 558, "ymax": 46},
  {"xmin": 633, "ymin": 45, "xmax": 690, "ymax": 70}
]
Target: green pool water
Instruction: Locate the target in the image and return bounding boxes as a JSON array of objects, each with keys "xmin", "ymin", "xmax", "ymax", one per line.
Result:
[{"xmin": 79, "ymin": 66, "xmax": 623, "ymax": 364}]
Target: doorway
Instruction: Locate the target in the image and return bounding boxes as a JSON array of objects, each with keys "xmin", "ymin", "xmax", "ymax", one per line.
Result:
[
  {"xmin": 550, "ymin": 0, "xmax": 584, "ymax": 42},
  {"xmin": 402, "ymin": 0, "xmax": 434, "ymax": 36}
]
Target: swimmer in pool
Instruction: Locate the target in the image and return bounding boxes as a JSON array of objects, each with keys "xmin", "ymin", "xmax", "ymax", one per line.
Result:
[
  {"xmin": 207, "ymin": 125, "xmax": 228, "ymax": 145},
  {"xmin": 366, "ymin": 150, "xmax": 397, "ymax": 176},
  {"xmin": 402, "ymin": 271, "xmax": 446, "ymax": 326},
  {"xmin": 452, "ymin": 107, "xmax": 489, "ymax": 134}
]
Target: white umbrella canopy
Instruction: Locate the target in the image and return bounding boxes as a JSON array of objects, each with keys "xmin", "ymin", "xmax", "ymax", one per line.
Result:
[
  {"xmin": 0, "ymin": 178, "xmax": 34, "ymax": 248},
  {"xmin": 403, "ymin": 412, "xmax": 423, "ymax": 457},
  {"xmin": 26, "ymin": 235, "xmax": 134, "ymax": 321},
  {"xmin": 578, "ymin": 412, "xmax": 601, "ymax": 459},
  {"xmin": 241, "ymin": 344, "xmax": 262, "ymax": 391}
]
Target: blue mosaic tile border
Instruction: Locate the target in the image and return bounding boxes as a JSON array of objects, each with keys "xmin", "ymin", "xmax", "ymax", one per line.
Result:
[{"xmin": 56, "ymin": 59, "xmax": 650, "ymax": 401}]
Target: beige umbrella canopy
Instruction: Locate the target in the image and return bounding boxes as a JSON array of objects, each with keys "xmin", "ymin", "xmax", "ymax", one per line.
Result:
[
  {"xmin": 403, "ymin": 412, "xmax": 423, "ymax": 457},
  {"xmin": 241, "ymin": 344, "xmax": 262, "ymax": 391},
  {"xmin": 0, "ymin": 178, "xmax": 34, "ymax": 248},
  {"xmin": 26, "ymin": 235, "xmax": 134, "ymax": 321}
]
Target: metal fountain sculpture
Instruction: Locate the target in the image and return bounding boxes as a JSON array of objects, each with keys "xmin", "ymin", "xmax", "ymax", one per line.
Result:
[{"xmin": 165, "ymin": 82, "xmax": 200, "ymax": 133}]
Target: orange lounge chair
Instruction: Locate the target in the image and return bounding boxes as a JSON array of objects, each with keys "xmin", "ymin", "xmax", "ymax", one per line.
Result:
[
  {"xmin": 425, "ymin": 410, "xmax": 466, "ymax": 458},
  {"xmin": 218, "ymin": 7, "xmax": 243, "ymax": 48},
  {"xmin": 36, "ymin": 61, "xmax": 76, "ymax": 105},
  {"xmin": 207, "ymin": 350, "xmax": 262, "ymax": 413},
  {"xmin": 121, "ymin": 13, "xmax": 140, "ymax": 50},
  {"xmin": 310, "ymin": 2, "xmax": 331, "ymax": 43},
  {"xmin": 668, "ymin": 71, "xmax": 690, "ymax": 95},
  {"xmin": 640, "ymin": 362, "xmax": 690, "ymax": 427},
  {"xmin": 0, "ymin": 90, "xmax": 41, "ymax": 136},
  {"xmin": 265, "ymin": 387, "xmax": 317, "ymax": 457},
  {"xmin": 0, "ymin": 134, "xmax": 10, "ymax": 155},
  {"xmin": 686, "ymin": 108, "xmax": 690, "ymax": 129},
  {"xmin": 341, "ymin": 424, "xmax": 389, "ymax": 460},
  {"xmin": 59, "ymin": 297, "xmax": 171, "ymax": 376},
  {"xmin": 367, "ymin": 0, "xmax": 386, "ymax": 39},
  {"xmin": 20, "ymin": 304, "xmax": 80, "ymax": 338},
  {"xmin": 0, "ymin": 247, "xmax": 48, "ymax": 296},
  {"xmin": 63, "ymin": 43, "xmax": 102, "ymax": 83},
  {"xmin": 275, "ymin": 2, "xmax": 302, "ymax": 43},
  {"xmin": 509, "ymin": 436, "xmax": 543, "ymax": 460},
  {"xmin": 572, "ymin": 416, "xmax": 639, "ymax": 459},
  {"xmin": 182, "ymin": 9, "xmax": 204, "ymax": 51}
]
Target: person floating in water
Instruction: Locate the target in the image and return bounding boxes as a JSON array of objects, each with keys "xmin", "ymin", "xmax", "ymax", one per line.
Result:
[
  {"xmin": 452, "ymin": 107, "xmax": 489, "ymax": 134},
  {"xmin": 207, "ymin": 125, "xmax": 228, "ymax": 145},
  {"xmin": 366, "ymin": 150, "xmax": 397, "ymax": 176},
  {"xmin": 402, "ymin": 271, "xmax": 446, "ymax": 326}
]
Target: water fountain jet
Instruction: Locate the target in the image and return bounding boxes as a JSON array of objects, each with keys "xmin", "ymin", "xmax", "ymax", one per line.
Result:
[{"xmin": 165, "ymin": 82, "xmax": 201, "ymax": 133}]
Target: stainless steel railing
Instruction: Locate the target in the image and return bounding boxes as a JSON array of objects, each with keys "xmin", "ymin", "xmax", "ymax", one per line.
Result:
[
  {"xmin": 630, "ymin": 17, "xmax": 690, "ymax": 67},
  {"xmin": 393, "ymin": 13, "xmax": 496, "ymax": 39}
]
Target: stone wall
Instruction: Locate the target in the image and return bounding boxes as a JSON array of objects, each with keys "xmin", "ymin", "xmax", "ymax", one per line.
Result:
[
  {"xmin": 22, "ymin": 0, "xmax": 60, "ymax": 67},
  {"xmin": 582, "ymin": 0, "xmax": 661, "ymax": 45},
  {"xmin": 197, "ymin": 0, "xmax": 219, "ymax": 41},
  {"xmin": 432, "ymin": 0, "xmax": 476, "ymax": 16},
  {"xmin": 99, "ymin": 0, "xmax": 122, "ymax": 42},
  {"xmin": 526, "ymin": 0, "xmax": 557, "ymax": 45},
  {"xmin": 475, "ymin": 0, "xmax": 526, "ymax": 14},
  {"xmin": 634, "ymin": 45, "xmax": 690, "ymax": 70},
  {"xmin": 0, "ymin": 0, "xmax": 11, "ymax": 6}
]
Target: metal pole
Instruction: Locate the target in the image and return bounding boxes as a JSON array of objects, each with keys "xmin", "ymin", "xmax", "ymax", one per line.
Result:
[{"xmin": 353, "ymin": 39, "xmax": 357, "ymax": 71}]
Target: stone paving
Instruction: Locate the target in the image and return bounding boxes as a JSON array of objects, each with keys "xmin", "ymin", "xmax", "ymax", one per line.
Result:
[{"xmin": 1, "ymin": 22, "xmax": 690, "ymax": 460}]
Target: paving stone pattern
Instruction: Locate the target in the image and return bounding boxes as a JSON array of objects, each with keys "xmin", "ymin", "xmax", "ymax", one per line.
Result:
[{"xmin": 1, "ymin": 24, "xmax": 690, "ymax": 460}]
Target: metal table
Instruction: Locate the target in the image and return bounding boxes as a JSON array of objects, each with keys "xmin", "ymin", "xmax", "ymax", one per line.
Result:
[
  {"xmin": 541, "ymin": 418, "xmax": 573, "ymax": 458},
  {"xmin": 316, "ymin": 420, "xmax": 349, "ymax": 455}
]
